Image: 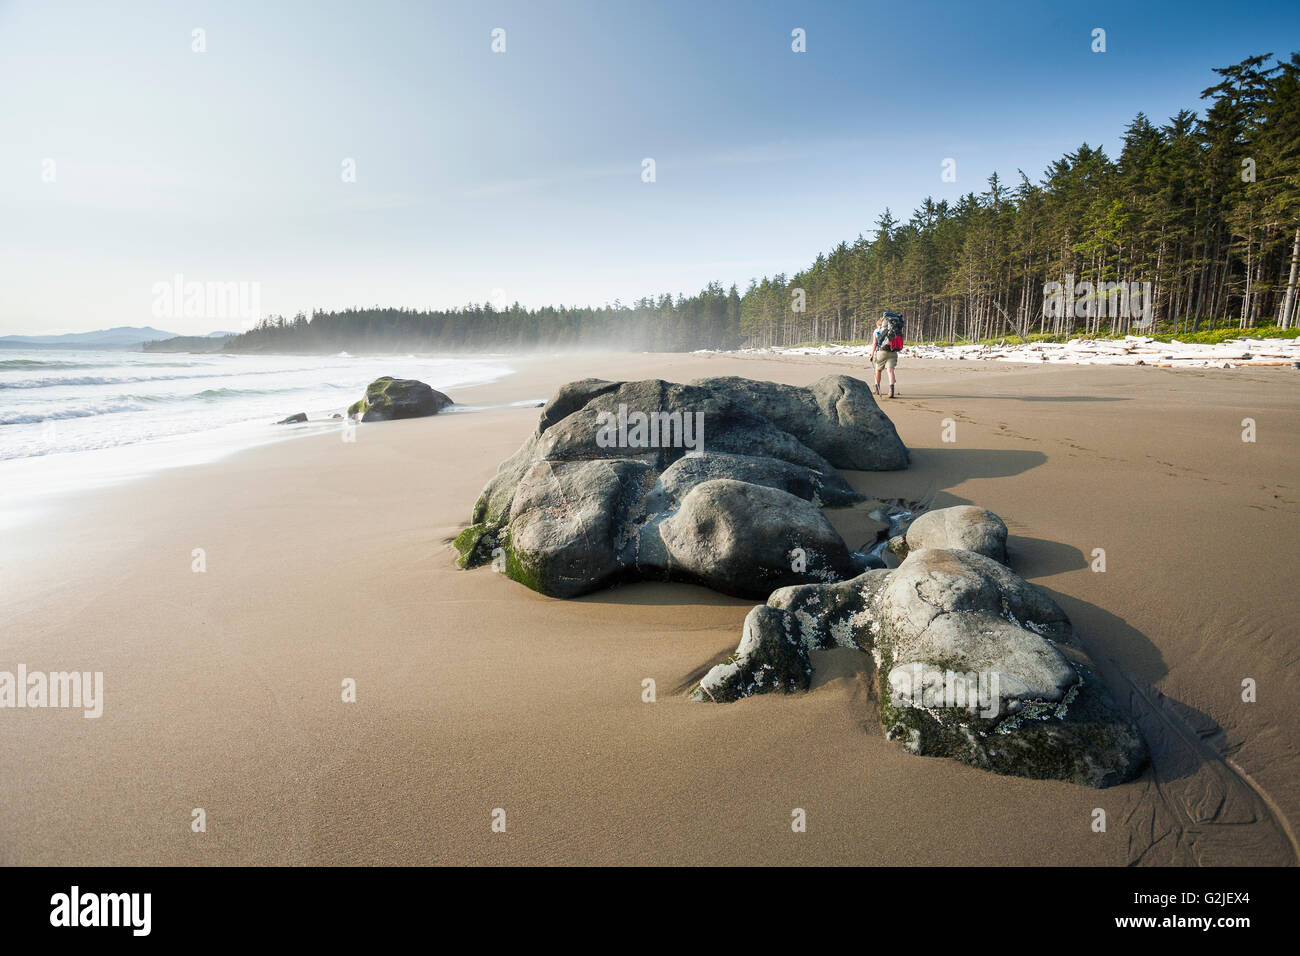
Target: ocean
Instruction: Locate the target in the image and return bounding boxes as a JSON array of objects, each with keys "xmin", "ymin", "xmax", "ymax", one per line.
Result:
[{"xmin": 0, "ymin": 350, "xmax": 518, "ymax": 525}]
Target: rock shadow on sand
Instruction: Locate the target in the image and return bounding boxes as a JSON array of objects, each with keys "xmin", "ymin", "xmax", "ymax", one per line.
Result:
[
  {"xmin": 1007, "ymin": 536, "xmax": 1090, "ymax": 578},
  {"xmin": 1120, "ymin": 678, "xmax": 1298, "ymax": 866},
  {"xmin": 574, "ymin": 580, "xmax": 758, "ymax": 609},
  {"xmin": 1034, "ymin": 585, "xmax": 1298, "ymax": 866},
  {"xmin": 842, "ymin": 447, "xmax": 1048, "ymax": 508}
]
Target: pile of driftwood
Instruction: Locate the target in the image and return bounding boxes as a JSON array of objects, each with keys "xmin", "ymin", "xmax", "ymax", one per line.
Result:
[{"xmin": 725, "ymin": 336, "xmax": 1300, "ymax": 369}]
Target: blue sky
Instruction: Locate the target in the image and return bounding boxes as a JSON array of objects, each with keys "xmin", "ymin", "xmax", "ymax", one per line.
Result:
[{"xmin": 2, "ymin": 0, "xmax": 1298, "ymax": 334}]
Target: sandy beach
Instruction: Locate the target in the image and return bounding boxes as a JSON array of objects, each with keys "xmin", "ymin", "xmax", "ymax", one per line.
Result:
[{"xmin": 1, "ymin": 352, "xmax": 1296, "ymax": 866}]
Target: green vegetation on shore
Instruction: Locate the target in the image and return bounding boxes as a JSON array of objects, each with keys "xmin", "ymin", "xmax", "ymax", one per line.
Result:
[{"xmin": 225, "ymin": 52, "xmax": 1300, "ymax": 355}]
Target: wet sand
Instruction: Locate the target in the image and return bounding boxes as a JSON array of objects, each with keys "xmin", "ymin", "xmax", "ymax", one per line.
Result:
[{"xmin": 1, "ymin": 352, "xmax": 1295, "ymax": 865}]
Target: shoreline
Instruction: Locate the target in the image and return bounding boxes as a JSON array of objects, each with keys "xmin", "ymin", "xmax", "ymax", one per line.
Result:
[
  {"xmin": 1, "ymin": 351, "xmax": 1296, "ymax": 865},
  {"xmin": 0, "ymin": 356, "xmax": 534, "ymax": 532}
]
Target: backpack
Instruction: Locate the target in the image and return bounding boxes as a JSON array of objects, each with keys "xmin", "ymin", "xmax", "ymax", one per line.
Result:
[{"xmin": 882, "ymin": 312, "xmax": 905, "ymax": 351}]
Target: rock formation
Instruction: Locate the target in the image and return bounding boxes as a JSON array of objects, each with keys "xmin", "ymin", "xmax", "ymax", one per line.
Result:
[
  {"xmin": 455, "ymin": 375, "xmax": 906, "ymax": 599},
  {"xmin": 901, "ymin": 504, "xmax": 1008, "ymax": 563},
  {"xmin": 695, "ymin": 545, "xmax": 1149, "ymax": 787},
  {"xmin": 348, "ymin": 377, "xmax": 453, "ymax": 422},
  {"xmin": 457, "ymin": 375, "xmax": 1147, "ymax": 787}
]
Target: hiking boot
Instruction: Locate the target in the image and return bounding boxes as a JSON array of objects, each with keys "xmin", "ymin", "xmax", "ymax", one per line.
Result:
[
  {"xmin": 874, "ymin": 383, "xmax": 881, "ymax": 397},
  {"xmin": 889, "ymin": 384, "xmax": 895, "ymax": 399}
]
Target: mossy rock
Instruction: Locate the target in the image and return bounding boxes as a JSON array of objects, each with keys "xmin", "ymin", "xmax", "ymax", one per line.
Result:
[
  {"xmin": 349, "ymin": 376, "xmax": 453, "ymax": 422},
  {"xmin": 501, "ymin": 532, "xmax": 548, "ymax": 593},
  {"xmin": 692, "ymin": 606, "xmax": 811, "ymax": 702},
  {"xmin": 453, "ymin": 523, "xmax": 496, "ymax": 569},
  {"xmin": 876, "ymin": 653, "xmax": 1148, "ymax": 788}
]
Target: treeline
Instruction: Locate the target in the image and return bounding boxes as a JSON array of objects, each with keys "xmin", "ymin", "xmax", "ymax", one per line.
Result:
[
  {"xmin": 227, "ymin": 283, "xmax": 743, "ymax": 353},
  {"xmin": 227, "ymin": 52, "xmax": 1300, "ymax": 354},
  {"xmin": 742, "ymin": 52, "xmax": 1300, "ymax": 346},
  {"xmin": 142, "ymin": 335, "xmax": 231, "ymax": 353}
]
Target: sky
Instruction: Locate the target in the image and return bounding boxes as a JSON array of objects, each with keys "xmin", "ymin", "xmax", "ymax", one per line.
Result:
[{"xmin": 1, "ymin": 0, "xmax": 1298, "ymax": 335}]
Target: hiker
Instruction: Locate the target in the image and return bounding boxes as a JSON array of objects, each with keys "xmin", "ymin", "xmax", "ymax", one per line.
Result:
[{"xmin": 871, "ymin": 311, "xmax": 904, "ymax": 398}]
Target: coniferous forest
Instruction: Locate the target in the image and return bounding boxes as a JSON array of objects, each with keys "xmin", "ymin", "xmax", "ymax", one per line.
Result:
[{"xmin": 227, "ymin": 53, "xmax": 1300, "ymax": 354}]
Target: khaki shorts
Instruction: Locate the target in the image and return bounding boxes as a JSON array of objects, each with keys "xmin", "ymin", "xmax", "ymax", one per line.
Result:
[{"xmin": 873, "ymin": 349, "xmax": 898, "ymax": 370}]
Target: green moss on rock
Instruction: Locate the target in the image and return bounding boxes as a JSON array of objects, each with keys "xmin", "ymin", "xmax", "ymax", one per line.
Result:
[
  {"xmin": 453, "ymin": 523, "xmax": 494, "ymax": 569},
  {"xmin": 875, "ymin": 642, "xmax": 1146, "ymax": 787},
  {"xmin": 502, "ymin": 532, "xmax": 546, "ymax": 593},
  {"xmin": 349, "ymin": 376, "xmax": 452, "ymax": 421}
]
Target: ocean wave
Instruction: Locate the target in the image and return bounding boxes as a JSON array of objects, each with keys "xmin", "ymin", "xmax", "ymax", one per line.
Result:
[
  {"xmin": 0, "ymin": 358, "xmax": 203, "ymax": 370},
  {"xmin": 99, "ymin": 387, "xmax": 288, "ymax": 404},
  {"xmin": 189, "ymin": 387, "xmax": 279, "ymax": 400},
  {"xmin": 0, "ymin": 386, "xmax": 290, "ymax": 423},
  {"xmin": 1, "ymin": 373, "xmax": 202, "ymax": 389},
  {"xmin": 0, "ymin": 359, "xmax": 102, "ymax": 370},
  {"xmin": 0, "ymin": 402, "xmax": 147, "ymax": 425},
  {"xmin": 0, "ymin": 365, "xmax": 327, "ymax": 389}
]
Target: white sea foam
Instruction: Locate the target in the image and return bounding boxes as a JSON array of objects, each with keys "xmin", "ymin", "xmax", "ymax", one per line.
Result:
[{"xmin": 0, "ymin": 349, "xmax": 515, "ymax": 527}]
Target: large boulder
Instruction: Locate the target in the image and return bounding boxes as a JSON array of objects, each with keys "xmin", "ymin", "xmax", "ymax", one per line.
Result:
[
  {"xmin": 689, "ymin": 375, "xmax": 909, "ymax": 470},
  {"xmin": 872, "ymin": 548, "xmax": 1070, "ymax": 652},
  {"xmin": 456, "ymin": 375, "xmax": 907, "ymax": 599},
  {"xmin": 904, "ymin": 506, "xmax": 1009, "ymax": 563},
  {"xmin": 645, "ymin": 451, "xmax": 864, "ymax": 510},
  {"xmin": 349, "ymin": 377, "xmax": 453, "ymax": 422},
  {"xmin": 467, "ymin": 376, "xmax": 902, "ymax": 530},
  {"xmin": 537, "ymin": 379, "xmax": 841, "ymax": 472},
  {"xmin": 653, "ymin": 480, "xmax": 861, "ymax": 599},
  {"xmin": 504, "ymin": 459, "xmax": 653, "ymax": 598},
  {"xmin": 696, "ymin": 537, "xmax": 1148, "ymax": 787},
  {"xmin": 867, "ymin": 547, "xmax": 1146, "ymax": 786},
  {"xmin": 463, "ymin": 378, "xmax": 837, "ymax": 545}
]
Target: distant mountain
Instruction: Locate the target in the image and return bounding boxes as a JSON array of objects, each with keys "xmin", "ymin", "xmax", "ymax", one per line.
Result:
[{"xmin": 0, "ymin": 326, "xmax": 181, "ymax": 349}]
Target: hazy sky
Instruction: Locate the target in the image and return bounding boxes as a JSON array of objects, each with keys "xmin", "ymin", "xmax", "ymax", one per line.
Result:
[{"xmin": 2, "ymin": 0, "xmax": 1297, "ymax": 335}]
